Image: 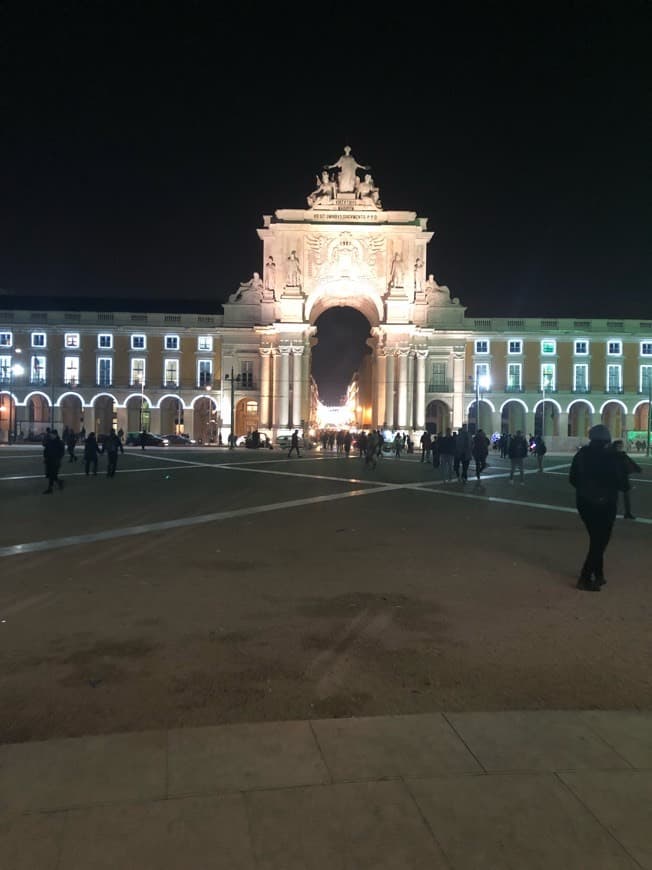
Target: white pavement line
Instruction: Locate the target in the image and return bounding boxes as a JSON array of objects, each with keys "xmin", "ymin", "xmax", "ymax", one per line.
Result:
[
  {"xmin": 133, "ymin": 451, "xmax": 389, "ymax": 487},
  {"xmin": 0, "ymin": 485, "xmax": 399, "ymax": 558},
  {"xmin": 409, "ymin": 483, "xmax": 652, "ymax": 523},
  {"xmin": 0, "ymin": 465, "xmax": 197, "ymax": 482}
]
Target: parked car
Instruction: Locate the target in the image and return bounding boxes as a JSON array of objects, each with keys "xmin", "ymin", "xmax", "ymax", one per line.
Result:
[
  {"xmin": 161, "ymin": 434, "xmax": 197, "ymax": 446},
  {"xmin": 125, "ymin": 432, "xmax": 169, "ymax": 447},
  {"xmin": 235, "ymin": 432, "xmax": 272, "ymax": 449}
]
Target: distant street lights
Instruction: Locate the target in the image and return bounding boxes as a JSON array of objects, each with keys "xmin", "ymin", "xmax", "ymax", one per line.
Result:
[
  {"xmin": 6, "ymin": 348, "xmax": 23, "ymax": 444},
  {"xmin": 224, "ymin": 367, "xmax": 241, "ymax": 448}
]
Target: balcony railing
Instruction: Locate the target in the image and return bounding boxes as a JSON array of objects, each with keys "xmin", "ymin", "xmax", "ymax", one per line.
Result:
[
  {"xmin": 604, "ymin": 387, "xmax": 624, "ymax": 394},
  {"xmin": 427, "ymin": 382, "xmax": 452, "ymax": 393},
  {"xmin": 571, "ymin": 386, "xmax": 591, "ymax": 393},
  {"xmin": 504, "ymin": 384, "xmax": 523, "ymax": 392}
]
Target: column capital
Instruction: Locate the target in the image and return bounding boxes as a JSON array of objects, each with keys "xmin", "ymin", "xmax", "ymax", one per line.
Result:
[
  {"xmin": 259, "ymin": 347, "xmax": 273, "ymax": 357},
  {"xmin": 278, "ymin": 346, "xmax": 292, "ymax": 356},
  {"xmin": 291, "ymin": 345, "xmax": 304, "ymax": 357},
  {"xmin": 416, "ymin": 349, "xmax": 429, "ymax": 360}
]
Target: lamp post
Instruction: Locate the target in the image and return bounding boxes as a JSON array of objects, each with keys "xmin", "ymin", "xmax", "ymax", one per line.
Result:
[
  {"xmin": 224, "ymin": 367, "xmax": 241, "ymax": 448},
  {"xmin": 541, "ymin": 372, "xmax": 552, "ymax": 438},
  {"xmin": 8, "ymin": 348, "xmax": 23, "ymax": 444},
  {"xmin": 471, "ymin": 371, "xmax": 490, "ymax": 434}
]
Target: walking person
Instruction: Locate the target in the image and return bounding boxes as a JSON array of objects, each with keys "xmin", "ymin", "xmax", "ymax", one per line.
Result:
[
  {"xmin": 419, "ymin": 430, "xmax": 431, "ymax": 463},
  {"xmin": 288, "ymin": 429, "xmax": 301, "ymax": 458},
  {"xmin": 438, "ymin": 427, "xmax": 456, "ymax": 483},
  {"xmin": 569, "ymin": 424, "xmax": 626, "ymax": 591},
  {"xmin": 84, "ymin": 431, "xmax": 100, "ymax": 476},
  {"xmin": 43, "ymin": 429, "xmax": 65, "ymax": 494},
  {"xmin": 393, "ymin": 432, "xmax": 402, "ymax": 458},
  {"xmin": 365, "ymin": 429, "xmax": 379, "ymax": 470},
  {"xmin": 472, "ymin": 429, "xmax": 490, "ymax": 481},
  {"xmin": 139, "ymin": 428, "xmax": 148, "ymax": 451},
  {"xmin": 456, "ymin": 424, "xmax": 473, "ymax": 483},
  {"xmin": 508, "ymin": 429, "xmax": 529, "ymax": 485},
  {"xmin": 534, "ymin": 435, "xmax": 547, "ymax": 471},
  {"xmin": 66, "ymin": 427, "xmax": 78, "ymax": 462},
  {"xmin": 103, "ymin": 430, "xmax": 124, "ymax": 477},
  {"xmin": 611, "ymin": 439, "xmax": 642, "ymax": 519}
]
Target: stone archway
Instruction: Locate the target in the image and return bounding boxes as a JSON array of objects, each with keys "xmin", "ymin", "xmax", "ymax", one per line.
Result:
[
  {"xmin": 193, "ymin": 397, "xmax": 218, "ymax": 443},
  {"xmin": 633, "ymin": 402, "xmax": 650, "ymax": 431},
  {"xmin": 93, "ymin": 395, "xmax": 117, "ymax": 436},
  {"xmin": 236, "ymin": 398, "xmax": 259, "ymax": 436},
  {"xmin": 0, "ymin": 393, "xmax": 15, "ymax": 443},
  {"xmin": 425, "ymin": 399, "xmax": 450, "ymax": 435},
  {"xmin": 500, "ymin": 400, "xmax": 527, "ymax": 434},
  {"xmin": 467, "ymin": 400, "xmax": 492, "ymax": 435},
  {"xmin": 601, "ymin": 401, "xmax": 626, "ymax": 439},
  {"xmin": 26, "ymin": 393, "xmax": 50, "ymax": 438},
  {"xmin": 159, "ymin": 395, "xmax": 184, "ymax": 435},
  {"xmin": 126, "ymin": 395, "xmax": 150, "ymax": 434},
  {"xmin": 311, "ymin": 306, "xmax": 373, "ymax": 410},
  {"xmin": 59, "ymin": 394, "xmax": 83, "ymax": 434},
  {"xmin": 534, "ymin": 400, "xmax": 560, "ymax": 438},
  {"xmin": 568, "ymin": 401, "xmax": 593, "ymax": 438}
]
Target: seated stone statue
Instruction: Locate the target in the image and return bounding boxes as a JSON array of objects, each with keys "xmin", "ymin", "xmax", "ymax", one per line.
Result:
[
  {"xmin": 425, "ymin": 274, "xmax": 453, "ymax": 305},
  {"xmin": 307, "ymin": 171, "xmax": 336, "ymax": 207},
  {"xmin": 228, "ymin": 272, "xmax": 264, "ymax": 303},
  {"xmin": 356, "ymin": 173, "xmax": 381, "ymax": 207}
]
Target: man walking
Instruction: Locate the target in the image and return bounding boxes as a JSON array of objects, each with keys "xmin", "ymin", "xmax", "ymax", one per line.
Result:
[
  {"xmin": 84, "ymin": 431, "xmax": 100, "ymax": 476},
  {"xmin": 104, "ymin": 430, "xmax": 124, "ymax": 477},
  {"xmin": 569, "ymin": 424, "xmax": 625, "ymax": 591},
  {"xmin": 288, "ymin": 429, "xmax": 301, "ymax": 458},
  {"xmin": 472, "ymin": 429, "xmax": 490, "ymax": 481},
  {"xmin": 438, "ymin": 427, "xmax": 456, "ymax": 483},
  {"xmin": 43, "ymin": 429, "xmax": 65, "ymax": 494},
  {"xmin": 456, "ymin": 424, "xmax": 473, "ymax": 483},
  {"xmin": 508, "ymin": 429, "xmax": 528, "ymax": 485},
  {"xmin": 419, "ymin": 430, "xmax": 431, "ymax": 463}
]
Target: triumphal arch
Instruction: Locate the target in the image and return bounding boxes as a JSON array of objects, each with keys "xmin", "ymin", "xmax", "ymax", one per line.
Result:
[{"xmin": 222, "ymin": 146, "xmax": 468, "ymax": 435}]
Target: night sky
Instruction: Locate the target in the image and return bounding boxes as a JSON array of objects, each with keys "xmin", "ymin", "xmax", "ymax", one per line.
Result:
[{"xmin": 2, "ymin": 3, "xmax": 649, "ymax": 401}]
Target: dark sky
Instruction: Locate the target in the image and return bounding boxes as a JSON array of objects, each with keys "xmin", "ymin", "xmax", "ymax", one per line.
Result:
[{"xmin": 1, "ymin": 2, "xmax": 650, "ymax": 399}]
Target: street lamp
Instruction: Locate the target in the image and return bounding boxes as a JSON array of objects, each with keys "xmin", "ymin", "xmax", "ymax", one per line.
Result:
[
  {"xmin": 541, "ymin": 371, "xmax": 553, "ymax": 438},
  {"xmin": 7, "ymin": 348, "xmax": 23, "ymax": 444},
  {"xmin": 224, "ymin": 367, "xmax": 241, "ymax": 449},
  {"xmin": 471, "ymin": 371, "xmax": 490, "ymax": 434}
]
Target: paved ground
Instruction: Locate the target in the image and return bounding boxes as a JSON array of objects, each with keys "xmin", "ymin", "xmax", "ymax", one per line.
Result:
[{"xmin": 1, "ymin": 444, "xmax": 650, "ymax": 867}]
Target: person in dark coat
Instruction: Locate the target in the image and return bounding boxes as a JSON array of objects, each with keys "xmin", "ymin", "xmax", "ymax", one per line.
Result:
[
  {"xmin": 139, "ymin": 428, "xmax": 147, "ymax": 450},
  {"xmin": 419, "ymin": 430, "xmax": 431, "ymax": 463},
  {"xmin": 611, "ymin": 439, "xmax": 642, "ymax": 519},
  {"xmin": 103, "ymin": 430, "xmax": 124, "ymax": 477},
  {"xmin": 84, "ymin": 432, "xmax": 100, "ymax": 476},
  {"xmin": 43, "ymin": 429, "xmax": 65, "ymax": 494},
  {"xmin": 508, "ymin": 429, "xmax": 529, "ymax": 485},
  {"xmin": 66, "ymin": 428, "xmax": 78, "ymax": 462},
  {"xmin": 472, "ymin": 429, "xmax": 490, "ymax": 481},
  {"xmin": 287, "ymin": 429, "xmax": 301, "ymax": 458},
  {"xmin": 455, "ymin": 424, "xmax": 473, "ymax": 483},
  {"xmin": 569, "ymin": 424, "xmax": 626, "ymax": 590}
]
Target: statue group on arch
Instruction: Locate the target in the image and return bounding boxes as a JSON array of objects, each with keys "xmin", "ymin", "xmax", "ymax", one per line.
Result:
[{"xmin": 307, "ymin": 146, "xmax": 381, "ymax": 208}]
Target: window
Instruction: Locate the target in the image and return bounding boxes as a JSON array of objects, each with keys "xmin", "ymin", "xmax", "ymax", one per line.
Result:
[
  {"xmin": 30, "ymin": 355, "xmax": 46, "ymax": 383},
  {"xmin": 607, "ymin": 340, "xmax": 622, "ymax": 356},
  {"xmin": 98, "ymin": 333, "xmax": 113, "ymax": 349},
  {"xmin": 131, "ymin": 334, "xmax": 147, "ymax": 350},
  {"xmin": 507, "ymin": 340, "xmax": 522, "ymax": 355},
  {"xmin": 474, "ymin": 339, "xmax": 489, "ymax": 354},
  {"xmin": 640, "ymin": 365, "xmax": 652, "ymax": 393},
  {"xmin": 31, "ymin": 332, "xmax": 46, "ymax": 348},
  {"xmin": 574, "ymin": 340, "xmax": 589, "ymax": 355},
  {"xmin": 541, "ymin": 339, "xmax": 556, "ymax": 355},
  {"xmin": 97, "ymin": 357, "xmax": 112, "ymax": 386},
  {"xmin": 0, "ymin": 332, "xmax": 13, "ymax": 348},
  {"xmin": 198, "ymin": 335, "xmax": 213, "ymax": 352},
  {"xmin": 130, "ymin": 358, "xmax": 146, "ymax": 386},
  {"xmin": 197, "ymin": 359, "xmax": 212, "ymax": 387},
  {"xmin": 429, "ymin": 361, "xmax": 447, "ymax": 388},
  {"xmin": 541, "ymin": 363, "xmax": 555, "ymax": 391},
  {"xmin": 573, "ymin": 364, "xmax": 589, "ymax": 392},
  {"xmin": 164, "ymin": 359, "xmax": 179, "ymax": 387},
  {"xmin": 165, "ymin": 334, "xmax": 179, "ymax": 350},
  {"xmin": 607, "ymin": 364, "xmax": 622, "ymax": 391},
  {"xmin": 0, "ymin": 355, "xmax": 11, "ymax": 383},
  {"xmin": 64, "ymin": 333, "xmax": 80, "ymax": 348},
  {"xmin": 241, "ymin": 360, "xmax": 253, "ymax": 387},
  {"xmin": 64, "ymin": 357, "xmax": 80, "ymax": 386},
  {"xmin": 506, "ymin": 363, "xmax": 522, "ymax": 390},
  {"xmin": 640, "ymin": 342, "xmax": 652, "ymax": 356},
  {"xmin": 474, "ymin": 362, "xmax": 490, "ymax": 386}
]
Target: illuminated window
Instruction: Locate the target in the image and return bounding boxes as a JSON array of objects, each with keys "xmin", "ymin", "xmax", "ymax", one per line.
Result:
[
  {"xmin": 607, "ymin": 340, "xmax": 622, "ymax": 356},
  {"xmin": 64, "ymin": 357, "xmax": 80, "ymax": 386},
  {"xmin": 541, "ymin": 339, "xmax": 556, "ymax": 355},
  {"xmin": 640, "ymin": 365, "xmax": 652, "ymax": 393},
  {"xmin": 475, "ymin": 339, "xmax": 489, "ymax": 354},
  {"xmin": 0, "ymin": 355, "xmax": 11, "ymax": 383},
  {"xmin": 573, "ymin": 364, "xmax": 589, "ymax": 391},
  {"xmin": 97, "ymin": 357, "xmax": 112, "ymax": 386},
  {"xmin": 640, "ymin": 342, "xmax": 652, "ymax": 356},
  {"xmin": 198, "ymin": 335, "xmax": 213, "ymax": 351},
  {"xmin": 130, "ymin": 358, "xmax": 146, "ymax": 386},
  {"xmin": 507, "ymin": 363, "xmax": 521, "ymax": 390},
  {"xmin": 430, "ymin": 361, "xmax": 447, "ymax": 387},
  {"xmin": 197, "ymin": 359, "xmax": 212, "ymax": 387},
  {"xmin": 65, "ymin": 333, "xmax": 80, "ymax": 348},
  {"xmin": 241, "ymin": 360, "xmax": 253, "ymax": 387},
  {"xmin": 0, "ymin": 332, "xmax": 13, "ymax": 348},
  {"xmin": 507, "ymin": 340, "xmax": 522, "ymax": 355},
  {"xmin": 31, "ymin": 332, "xmax": 47, "ymax": 348},
  {"xmin": 607, "ymin": 364, "xmax": 622, "ymax": 391},
  {"xmin": 30, "ymin": 355, "xmax": 46, "ymax": 383},
  {"xmin": 164, "ymin": 359, "xmax": 179, "ymax": 387},
  {"xmin": 474, "ymin": 362, "xmax": 490, "ymax": 385},
  {"xmin": 165, "ymin": 334, "xmax": 179, "ymax": 350},
  {"xmin": 574, "ymin": 340, "xmax": 589, "ymax": 355},
  {"xmin": 131, "ymin": 334, "xmax": 147, "ymax": 350},
  {"xmin": 98, "ymin": 333, "xmax": 113, "ymax": 349},
  {"xmin": 541, "ymin": 363, "xmax": 555, "ymax": 390}
]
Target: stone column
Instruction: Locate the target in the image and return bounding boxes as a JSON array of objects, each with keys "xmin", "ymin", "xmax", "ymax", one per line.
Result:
[
  {"xmin": 415, "ymin": 351, "xmax": 427, "ymax": 429},
  {"xmin": 292, "ymin": 346, "xmax": 304, "ymax": 427},
  {"xmin": 397, "ymin": 350, "xmax": 409, "ymax": 428},
  {"xmin": 302, "ymin": 348, "xmax": 311, "ymax": 428},
  {"xmin": 375, "ymin": 352, "xmax": 386, "ymax": 428},
  {"xmin": 385, "ymin": 351, "xmax": 395, "ymax": 428},
  {"xmin": 275, "ymin": 347, "xmax": 290, "ymax": 428},
  {"xmin": 406, "ymin": 352, "xmax": 415, "ymax": 430},
  {"xmin": 452, "ymin": 352, "xmax": 466, "ymax": 429},
  {"xmin": 259, "ymin": 348, "xmax": 272, "ymax": 428}
]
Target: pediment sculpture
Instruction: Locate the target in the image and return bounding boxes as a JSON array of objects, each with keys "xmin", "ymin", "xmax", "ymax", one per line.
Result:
[
  {"xmin": 228, "ymin": 272, "xmax": 264, "ymax": 304},
  {"xmin": 306, "ymin": 146, "xmax": 382, "ymax": 209},
  {"xmin": 425, "ymin": 274, "xmax": 459, "ymax": 306}
]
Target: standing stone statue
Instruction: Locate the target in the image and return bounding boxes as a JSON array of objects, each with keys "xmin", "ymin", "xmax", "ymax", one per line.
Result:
[
  {"xmin": 414, "ymin": 257, "xmax": 424, "ymax": 291},
  {"xmin": 389, "ymin": 252, "xmax": 404, "ymax": 288},
  {"xmin": 264, "ymin": 256, "xmax": 276, "ymax": 291},
  {"xmin": 326, "ymin": 146, "xmax": 370, "ymax": 193},
  {"xmin": 286, "ymin": 250, "xmax": 301, "ymax": 286}
]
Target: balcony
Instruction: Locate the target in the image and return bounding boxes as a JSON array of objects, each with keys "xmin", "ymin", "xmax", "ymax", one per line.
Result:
[
  {"xmin": 604, "ymin": 386, "xmax": 624, "ymax": 394},
  {"xmin": 221, "ymin": 378, "xmax": 256, "ymax": 391},
  {"xmin": 571, "ymin": 386, "xmax": 591, "ymax": 394},
  {"xmin": 504, "ymin": 384, "xmax": 524, "ymax": 393},
  {"xmin": 427, "ymin": 382, "xmax": 452, "ymax": 393}
]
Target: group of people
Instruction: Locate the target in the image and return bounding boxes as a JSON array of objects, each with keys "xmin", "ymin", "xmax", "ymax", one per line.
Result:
[
  {"xmin": 419, "ymin": 425, "xmax": 491, "ymax": 482},
  {"xmin": 41, "ymin": 426, "xmax": 127, "ymax": 493}
]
